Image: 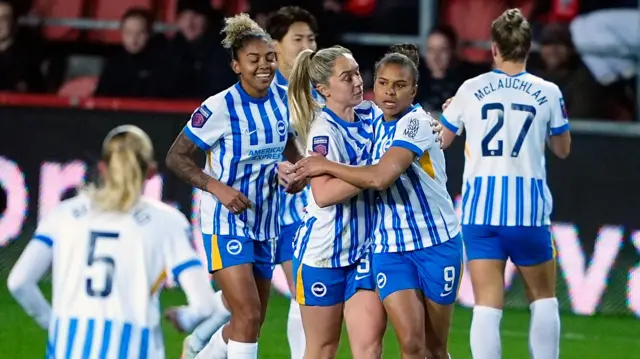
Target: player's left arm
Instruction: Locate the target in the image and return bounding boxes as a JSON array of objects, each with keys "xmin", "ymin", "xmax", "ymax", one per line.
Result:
[
  {"xmin": 162, "ymin": 214, "xmax": 216, "ymax": 332},
  {"xmin": 7, "ymin": 234, "xmax": 54, "ymax": 329},
  {"xmin": 546, "ymin": 86, "xmax": 571, "ymax": 159}
]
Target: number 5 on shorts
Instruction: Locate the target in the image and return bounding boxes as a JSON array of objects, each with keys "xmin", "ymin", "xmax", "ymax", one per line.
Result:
[{"xmin": 357, "ymin": 255, "xmax": 370, "ymax": 274}]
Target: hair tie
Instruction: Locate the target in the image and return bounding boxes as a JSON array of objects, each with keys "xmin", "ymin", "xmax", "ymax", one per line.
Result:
[{"xmin": 309, "ymin": 51, "xmax": 316, "ymax": 61}]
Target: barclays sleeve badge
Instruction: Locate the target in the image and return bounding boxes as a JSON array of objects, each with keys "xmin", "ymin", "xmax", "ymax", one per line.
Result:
[
  {"xmin": 312, "ymin": 136, "xmax": 329, "ymax": 156},
  {"xmin": 559, "ymin": 98, "xmax": 568, "ymax": 119},
  {"xmin": 191, "ymin": 105, "xmax": 212, "ymax": 128}
]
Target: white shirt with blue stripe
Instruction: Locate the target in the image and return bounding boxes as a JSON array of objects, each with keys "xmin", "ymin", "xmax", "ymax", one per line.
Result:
[
  {"xmin": 272, "ymin": 69, "xmax": 325, "ymax": 227},
  {"xmin": 16, "ymin": 194, "xmax": 204, "ymax": 359},
  {"xmin": 441, "ymin": 70, "xmax": 570, "ymax": 227},
  {"xmin": 293, "ymin": 104, "xmax": 376, "ymax": 267},
  {"xmin": 371, "ymin": 105, "xmax": 460, "ymax": 253},
  {"xmin": 184, "ymin": 82, "xmax": 295, "ymax": 240}
]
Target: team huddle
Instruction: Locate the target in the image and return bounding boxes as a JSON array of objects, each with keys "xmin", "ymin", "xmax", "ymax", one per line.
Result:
[{"xmin": 7, "ymin": 6, "xmax": 570, "ymax": 359}]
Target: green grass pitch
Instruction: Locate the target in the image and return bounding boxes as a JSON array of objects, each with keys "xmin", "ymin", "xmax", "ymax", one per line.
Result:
[{"xmin": 1, "ymin": 282, "xmax": 639, "ymax": 358}]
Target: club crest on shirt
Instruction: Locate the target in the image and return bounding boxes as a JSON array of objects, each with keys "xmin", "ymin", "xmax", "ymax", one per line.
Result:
[
  {"xmin": 276, "ymin": 120, "xmax": 287, "ymax": 136},
  {"xmin": 191, "ymin": 105, "xmax": 212, "ymax": 128},
  {"xmin": 312, "ymin": 136, "xmax": 329, "ymax": 156},
  {"xmin": 403, "ymin": 117, "xmax": 420, "ymax": 139},
  {"xmin": 559, "ymin": 98, "xmax": 568, "ymax": 119}
]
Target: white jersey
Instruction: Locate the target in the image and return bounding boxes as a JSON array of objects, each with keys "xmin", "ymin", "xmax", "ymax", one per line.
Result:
[
  {"xmin": 184, "ymin": 82, "xmax": 295, "ymax": 240},
  {"xmin": 441, "ymin": 70, "xmax": 570, "ymax": 227},
  {"xmin": 271, "ymin": 70, "xmax": 325, "ymax": 227},
  {"xmin": 293, "ymin": 105, "xmax": 376, "ymax": 268},
  {"xmin": 36, "ymin": 195, "xmax": 201, "ymax": 359},
  {"xmin": 371, "ymin": 105, "xmax": 460, "ymax": 253}
]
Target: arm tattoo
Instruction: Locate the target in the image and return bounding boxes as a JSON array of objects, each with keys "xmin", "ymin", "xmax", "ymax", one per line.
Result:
[{"xmin": 165, "ymin": 132, "xmax": 214, "ymax": 192}]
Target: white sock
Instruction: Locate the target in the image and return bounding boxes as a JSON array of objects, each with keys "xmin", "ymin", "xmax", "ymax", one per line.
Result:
[
  {"xmin": 529, "ymin": 298, "xmax": 560, "ymax": 359},
  {"xmin": 190, "ymin": 291, "xmax": 231, "ymax": 351},
  {"xmin": 195, "ymin": 326, "xmax": 227, "ymax": 359},
  {"xmin": 470, "ymin": 306, "xmax": 502, "ymax": 359},
  {"xmin": 227, "ymin": 340, "xmax": 258, "ymax": 359},
  {"xmin": 287, "ymin": 300, "xmax": 305, "ymax": 359}
]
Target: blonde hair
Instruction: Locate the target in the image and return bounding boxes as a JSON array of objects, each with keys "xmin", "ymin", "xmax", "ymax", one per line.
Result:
[
  {"xmin": 221, "ymin": 13, "xmax": 271, "ymax": 60},
  {"xmin": 288, "ymin": 46, "xmax": 352, "ymax": 148},
  {"xmin": 491, "ymin": 8, "xmax": 532, "ymax": 62},
  {"xmin": 85, "ymin": 125, "xmax": 154, "ymax": 212}
]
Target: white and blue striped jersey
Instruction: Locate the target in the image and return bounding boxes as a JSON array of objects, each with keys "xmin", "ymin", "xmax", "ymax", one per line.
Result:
[
  {"xmin": 272, "ymin": 69, "xmax": 325, "ymax": 227},
  {"xmin": 371, "ymin": 105, "xmax": 460, "ymax": 253},
  {"xmin": 294, "ymin": 105, "xmax": 376, "ymax": 267},
  {"xmin": 184, "ymin": 82, "xmax": 295, "ymax": 240},
  {"xmin": 441, "ymin": 70, "xmax": 570, "ymax": 227},
  {"xmin": 36, "ymin": 195, "xmax": 202, "ymax": 359}
]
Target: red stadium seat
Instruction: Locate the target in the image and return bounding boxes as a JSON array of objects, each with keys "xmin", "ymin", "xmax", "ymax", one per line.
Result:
[
  {"xmin": 87, "ymin": 0, "xmax": 153, "ymax": 44},
  {"xmin": 30, "ymin": 0, "xmax": 85, "ymax": 41},
  {"xmin": 58, "ymin": 76, "xmax": 99, "ymax": 98},
  {"xmin": 442, "ymin": 0, "xmax": 534, "ymax": 64}
]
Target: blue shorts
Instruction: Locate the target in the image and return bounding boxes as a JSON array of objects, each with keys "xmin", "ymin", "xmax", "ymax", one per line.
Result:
[
  {"xmin": 275, "ymin": 222, "xmax": 301, "ymax": 264},
  {"xmin": 202, "ymin": 234, "xmax": 275, "ymax": 280},
  {"xmin": 372, "ymin": 233, "xmax": 463, "ymax": 305},
  {"xmin": 462, "ymin": 225, "xmax": 555, "ymax": 266},
  {"xmin": 292, "ymin": 251, "xmax": 375, "ymax": 307}
]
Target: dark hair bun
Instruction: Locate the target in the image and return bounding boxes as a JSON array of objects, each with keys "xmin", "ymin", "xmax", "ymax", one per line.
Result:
[
  {"xmin": 503, "ymin": 8, "xmax": 525, "ymax": 29},
  {"xmin": 387, "ymin": 43, "xmax": 420, "ymax": 68}
]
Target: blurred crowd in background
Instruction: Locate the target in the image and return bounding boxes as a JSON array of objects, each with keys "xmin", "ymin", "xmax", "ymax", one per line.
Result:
[{"xmin": 0, "ymin": 0, "xmax": 638, "ymax": 121}]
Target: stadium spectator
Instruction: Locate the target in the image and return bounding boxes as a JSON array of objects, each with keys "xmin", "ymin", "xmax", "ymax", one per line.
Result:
[
  {"xmin": 0, "ymin": 0, "xmax": 45, "ymax": 92},
  {"xmin": 532, "ymin": 23, "xmax": 609, "ymax": 120},
  {"xmin": 416, "ymin": 25, "xmax": 487, "ymax": 111},
  {"xmin": 95, "ymin": 8, "xmax": 169, "ymax": 98},
  {"xmin": 165, "ymin": 0, "xmax": 236, "ymax": 99}
]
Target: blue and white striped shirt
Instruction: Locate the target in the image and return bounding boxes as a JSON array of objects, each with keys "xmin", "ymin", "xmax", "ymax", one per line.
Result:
[
  {"xmin": 184, "ymin": 82, "xmax": 295, "ymax": 240},
  {"xmin": 371, "ymin": 105, "xmax": 460, "ymax": 253},
  {"xmin": 33, "ymin": 195, "xmax": 204, "ymax": 359},
  {"xmin": 441, "ymin": 71, "xmax": 570, "ymax": 227},
  {"xmin": 47, "ymin": 317, "xmax": 162, "ymax": 359},
  {"xmin": 294, "ymin": 104, "xmax": 376, "ymax": 267},
  {"xmin": 272, "ymin": 69, "xmax": 325, "ymax": 227}
]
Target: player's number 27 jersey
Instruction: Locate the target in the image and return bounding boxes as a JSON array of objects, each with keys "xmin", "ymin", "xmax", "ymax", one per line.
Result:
[{"xmin": 441, "ymin": 70, "xmax": 570, "ymax": 227}]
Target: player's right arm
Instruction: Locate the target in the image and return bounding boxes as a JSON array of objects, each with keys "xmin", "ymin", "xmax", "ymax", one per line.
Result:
[
  {"xmin": 7, "ymin": 215, "xmax": 58, "ymax": 329},
  {"xmin": 166, "ymin": 98, "xmax": 251, "ymax": 213},
  {"xmin": 440, "ymin": 84, "xmax": 469, "ymax": 149},
  {"xmin": 161, "ymin": 212, "xmax": 216, "ymax": 333},
  {"xmin": 546, "ymin": 85, "xmax": 571, "ymax": 159},
  {"xmin": 306, "ymin": 125, "xmax": 362, "ymax": 208}
]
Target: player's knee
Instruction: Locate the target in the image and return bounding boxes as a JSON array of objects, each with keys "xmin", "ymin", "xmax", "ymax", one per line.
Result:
[
  {"xmin": 425, "ymin": 345, "xmax": 448, "ymax": 359},
  {"xmin": 231, "ymin": 301, "xmax": 262, "ymax": 337},
  {"xmin": 351, "ymin": 340, "xmax": 382, "ymax": 359},
  {"xmin": 397, "ymin": 334, "xmax": 426, "ymax": 356},
  {"xmin": 307, "ymin": 342, "xmax": 339, "ymax": 359}
]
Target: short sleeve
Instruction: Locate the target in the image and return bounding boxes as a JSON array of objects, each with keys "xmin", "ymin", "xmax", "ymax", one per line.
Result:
[
  {"xmin": 440, "ymin": 84, "xmax": 468, "ymax": 135},
  {"xmin": 548, "ymin": 85, "xmax": 570, "ymax": 136},
  {"xmin": 183, "ymin": 97, "xmax": 226, "ymax": 151},
  {"xmin": 32, "ymin": 210, "xmax": 60, "ymax": 248},
  {"xmin": 162, "ymin": 212, "xmax": 202, "ymax": 283},
  {"xmin": 306, "ymin": 123, "xmax": 343, "ymax": 163},
  {"xmin": 391, "ymin": 111, "xmax": 435, "ymax": 157}
]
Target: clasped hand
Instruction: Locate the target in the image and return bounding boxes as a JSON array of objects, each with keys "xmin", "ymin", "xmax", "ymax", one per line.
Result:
[{"xmin": 278, "ymin": 161, "xmax": 310, "ymax": 193}]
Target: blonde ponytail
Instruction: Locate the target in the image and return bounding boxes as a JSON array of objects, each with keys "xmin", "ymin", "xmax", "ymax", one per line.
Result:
[
  {"xmin": 288, "ymin": 46, "xmax": 353, "ymax": 149},
  {"xmin": 86, "ymin": 125, "xmax": 154, "ymax": 212},
  {"xmin": 288, "ymin": 49, "xmax": 318, "ymax": 149}
]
